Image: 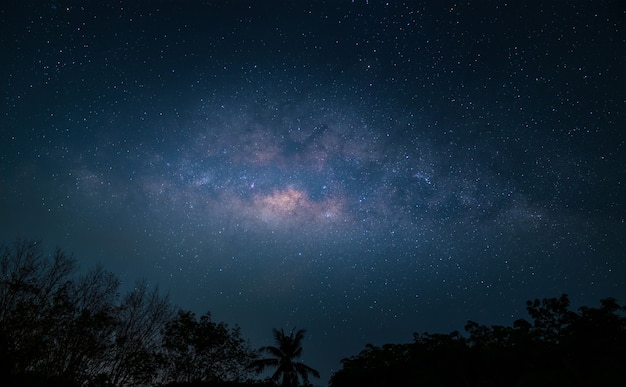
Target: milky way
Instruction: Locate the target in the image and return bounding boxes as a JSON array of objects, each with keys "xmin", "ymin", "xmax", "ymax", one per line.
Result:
[{"xmin": 85, "ymin": 81, "xmax": 545, "ymax": 250}]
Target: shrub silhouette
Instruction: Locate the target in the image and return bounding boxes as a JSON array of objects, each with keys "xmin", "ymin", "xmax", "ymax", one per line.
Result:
[{"xmin": 330, "ymin": 294, "xmax": 626, "ymax": 387}]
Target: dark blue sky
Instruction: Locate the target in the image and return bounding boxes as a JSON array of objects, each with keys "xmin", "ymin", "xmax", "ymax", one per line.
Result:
[{"xmin": 1, "ymin": 1, "xmax": 624, "ymax": 384}]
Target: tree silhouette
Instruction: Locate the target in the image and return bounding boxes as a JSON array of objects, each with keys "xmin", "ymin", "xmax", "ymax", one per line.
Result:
[
  {"xmin": 162, "ymin": 310, "xmax": 257, "ymax": 383},
  {"xmin": 108, "ymin": 280, "xmax": 174, "ymax": 386},
  {"xmin": 330, "ymin": 295, "xmax": 626, "ymax": 387},
  {"xmin": 249, "ymin": 328, "xmax": 320, "ymax": 387},
  {"xmin": 4, "ymin": 238, "xmax": 624, "ymax": 387}
]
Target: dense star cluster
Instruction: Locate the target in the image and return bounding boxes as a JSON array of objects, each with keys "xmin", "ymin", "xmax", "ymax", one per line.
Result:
[{"xmin": 1, "ymin": 1, "xmax": 624, "ymax": 384}]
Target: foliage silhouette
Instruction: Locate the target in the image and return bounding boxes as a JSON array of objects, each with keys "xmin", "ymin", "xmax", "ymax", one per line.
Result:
[
  {"xmin": 3, "ymin": 238, "xmax": 624, "ymax": 387},
  {"xmin": 248, "ymin": 328, "xmax": 320, "ymax": 387},
  {"xmin": 0, "ymin": 239, "xmax": 113, "ymax": 386},
  {"xmin": 109, "ymin": 280, "xmax": 175, "ymax": 386},
  {"xmin": 330, "ymin": 295, "xmax": 626, "ymax": 387},
  {"xmin": 0, "ymin": 239, "xmax": 256, "ymax": 386},
  {"xmin": 162, "ymin": 310, "xmax": 257, "ymax": 383}
]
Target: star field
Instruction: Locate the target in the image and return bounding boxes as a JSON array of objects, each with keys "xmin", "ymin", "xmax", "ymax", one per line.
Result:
[{"xmin": 1, "ymin": 1, "xmax": 624, "ymax": 384}]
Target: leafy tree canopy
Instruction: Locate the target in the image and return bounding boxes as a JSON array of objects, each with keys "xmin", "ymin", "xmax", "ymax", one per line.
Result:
[
  {"xmin": 330, "ymin": 294, "xmax": 626, "ymax": 387},
  {"xmin": 0, "ymin": 239, "xmax": 257, "ymax": 387}
]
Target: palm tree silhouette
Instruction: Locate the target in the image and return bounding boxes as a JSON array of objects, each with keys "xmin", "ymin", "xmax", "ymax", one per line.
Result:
[{"xmin": 249, "ymin": 328, "xmax": 320, "ymax": 387}]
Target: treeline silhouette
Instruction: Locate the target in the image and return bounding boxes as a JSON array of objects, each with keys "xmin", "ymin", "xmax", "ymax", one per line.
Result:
[
  {"xmin": 2, "ymin": 238, "xmax": 624, "ymax": 387},
  {"xmin": 330, "ymin": 294, "xmax": 626, "ymax": 387},
  {"xmin": 0, "ymin": 239, "xmax": 273, "ymax": 387}
]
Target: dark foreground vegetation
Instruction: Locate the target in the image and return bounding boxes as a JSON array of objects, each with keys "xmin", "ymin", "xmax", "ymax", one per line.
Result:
[
  {"xmin": 330, "ymin": 293, "xmax": 626, "ymax": 387},
  {"xmin": 1, "ymin": 239, "xmax": 624, "ymax": 387},
  {"xmin": 0, "ymin": 239, "xmax": 320, "ymax": 387}
]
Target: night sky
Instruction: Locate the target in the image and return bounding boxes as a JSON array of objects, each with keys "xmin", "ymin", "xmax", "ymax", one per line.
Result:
[{"xmin": 1, "ymin": 1, "xmax": 624, "ymax": 384}]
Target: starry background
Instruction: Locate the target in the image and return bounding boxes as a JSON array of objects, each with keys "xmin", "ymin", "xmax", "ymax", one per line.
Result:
[{"xmin": 1, "ymin": 1, "xmax": 624, "ymax": 384}]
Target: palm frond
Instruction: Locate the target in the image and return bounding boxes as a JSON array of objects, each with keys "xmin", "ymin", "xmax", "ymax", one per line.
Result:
[
  {"xmin": 272, "ymin": 328, "xmax": 284, "ymax": 343},
  {"xmin": 293, "ymin": 329, "xmax": 306, "ymax": 344},
  {"xmin": 295, "ymin": 362, "xmax": 320, "ymax": 379},
  {"xmin": 259, "ymin": 345, "xmax": 284, "ymax": 358}
]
